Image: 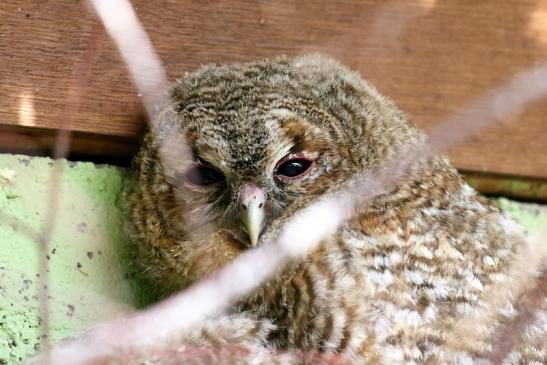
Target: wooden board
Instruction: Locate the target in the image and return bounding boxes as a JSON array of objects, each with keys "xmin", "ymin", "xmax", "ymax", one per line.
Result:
[{"xmin": 1, "ymin": 0, "xmax": 546, "ymax": 179}]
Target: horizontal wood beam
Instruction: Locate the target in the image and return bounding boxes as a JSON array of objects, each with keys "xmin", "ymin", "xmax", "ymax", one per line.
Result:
[
  {"xmin": 463, "ymin": 171, "xmax": 547, "ymax": 203},
  {"xmin": 0, "ymin": 124, "xmax": 138, "ymax": 165},
  {"xmin": 1, "ymin": 0, "xmax": 546, "ymax": 180}
]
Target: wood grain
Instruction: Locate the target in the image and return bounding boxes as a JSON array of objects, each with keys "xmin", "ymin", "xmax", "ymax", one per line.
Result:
[{"xmin": 1, "ymin": 0, "xmax": 546, "ymax": 179}]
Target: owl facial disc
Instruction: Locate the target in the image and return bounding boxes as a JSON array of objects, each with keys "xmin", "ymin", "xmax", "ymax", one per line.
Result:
[{"xmin": 240, "ymin": 183, "xmax": 267, "ymax": 247}]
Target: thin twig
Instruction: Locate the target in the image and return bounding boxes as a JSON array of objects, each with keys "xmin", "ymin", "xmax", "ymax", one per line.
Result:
[
  {"xmin": 488, "ymin": 270, "xmax": 546, "ymax": 364},
  {"xmin": 37, "ymin": 21, "xmax": 105, "ymax": 363}
]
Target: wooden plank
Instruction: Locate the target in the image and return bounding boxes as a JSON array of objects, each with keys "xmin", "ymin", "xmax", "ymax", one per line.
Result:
[
  {"xmin": 0, "ymin": 124, "xmax": 138, "ymax": 165},
  {"xmin": 463, "ymin": 171, "xmax": 547, "ymax": 203},
  {"xmin": 0, "ymin": 0, "xmax": 546, "ymax": 179}
]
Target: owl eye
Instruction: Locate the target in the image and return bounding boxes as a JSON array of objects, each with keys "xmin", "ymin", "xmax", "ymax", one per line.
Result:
[
  {"xmin": 275, "ymin": 157, "xmax": 315, "ymax": 180},
  {"xmin": 184, "ymin": 165, "xmax": 224, "ymax": 186}
]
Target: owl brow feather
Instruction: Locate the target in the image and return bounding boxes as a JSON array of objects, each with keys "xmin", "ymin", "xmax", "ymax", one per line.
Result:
[{"xmin": 28, "ymin": 0, "xmax": 547, "ymax": 364}]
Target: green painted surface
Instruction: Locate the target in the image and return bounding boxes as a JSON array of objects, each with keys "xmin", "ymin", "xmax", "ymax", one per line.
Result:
[
  {"xmin": 496, "ymin": 198, "xmax": 547, "ymax": 236},
  {"xmin": 0, "ymin": 154, "xmax": 137, "ymax": 364},
  {"xmin": 0, "ymin": 153, "xmax": 545, "ymax": 364}
]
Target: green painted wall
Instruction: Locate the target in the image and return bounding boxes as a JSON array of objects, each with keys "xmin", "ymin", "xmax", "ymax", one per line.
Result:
[
  {"xmin": 0, "ymin": 154, "xmax": 137, "ymax": 364},
  {"xmin": 0, "ymin": 153, "xmax": 546, "ymax": 364}
]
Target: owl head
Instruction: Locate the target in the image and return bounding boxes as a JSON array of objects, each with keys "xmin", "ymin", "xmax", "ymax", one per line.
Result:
[{"xmin": 132, "ymin": 54, "xmax": 423, "ymax": 290}]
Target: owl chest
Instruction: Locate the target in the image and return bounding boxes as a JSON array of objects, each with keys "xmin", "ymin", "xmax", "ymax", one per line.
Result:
[
  {"xmin": 238, "ymin": 223, "xmax": 490, "ymax": 354},
  {"xmin": 238, "ymin": 236, "xmax": 381, "ymax": 350}
]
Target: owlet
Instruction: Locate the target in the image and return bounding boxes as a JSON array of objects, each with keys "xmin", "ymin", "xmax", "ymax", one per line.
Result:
[{"xmin": 125, "ymin": 55, "xmax": 546, "ymax": 364}]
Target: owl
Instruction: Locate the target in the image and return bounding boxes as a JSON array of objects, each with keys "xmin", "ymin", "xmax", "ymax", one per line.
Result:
[{"xmin": 123, "ymin": 55, "xmax": 546, "ymax": 364}]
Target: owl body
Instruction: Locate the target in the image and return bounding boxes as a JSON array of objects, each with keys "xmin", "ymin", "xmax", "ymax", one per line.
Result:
[{"xmin": 127, "ymin": 55, "xmax": 546, "ymax": 364}]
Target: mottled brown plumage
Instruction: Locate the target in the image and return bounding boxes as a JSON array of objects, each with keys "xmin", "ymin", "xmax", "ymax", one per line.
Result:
[{"xmin": 126, "ymin": 55, "xmax": 545, "ymax": 364}]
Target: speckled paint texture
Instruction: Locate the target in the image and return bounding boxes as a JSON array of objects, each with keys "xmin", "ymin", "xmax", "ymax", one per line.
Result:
[
  {"xmin": 0, "ymin": 154, "xmax": 137, "ymax": 364},
  {"xmin": 0, "ymin": 153, "xmax": 546, "ymax": 364}
]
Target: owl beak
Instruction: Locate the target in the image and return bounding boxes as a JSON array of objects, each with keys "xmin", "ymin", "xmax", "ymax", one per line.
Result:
[{"xmin": 240, "ymin": 183, "xmax": 267, "ymax": 247}]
